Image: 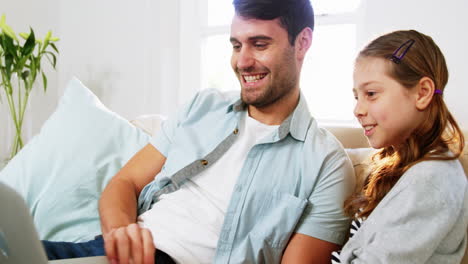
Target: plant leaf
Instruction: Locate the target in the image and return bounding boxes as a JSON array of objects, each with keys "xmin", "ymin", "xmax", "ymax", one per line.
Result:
[
  {"xmin": 0, "ymin": 14, "xmax": 6, "ymax": 27},
  {"xmin": 45, "ymin": 30, "xmax": 52, "ymax": 41},
  {"xmin": 29, "ymin": 54, "xmax": 36, "ymax": 75},
  {"xmin": 50, "ymin": 43, "xmax": 59, "ymax": 53},
  {"xmin": 1, "ymin": 24, "xmax": 19, "ymax": 42},
  {"xmin": 21, "ymin": 28, "xmax": 35, "ymax": 57},
  {"xmin": 35, "ymin": 56, "xmax": 41, "ymax": 71},
  {"xmin": 45, "ymin": 51, "xmax": 57, "ymax": 68},
  {"xmin": 21, "ymin": 70, "xmax": 30, "ymax": 81},
  {"xmin": 42, "ymin": 71, "xmax": 47, "ymax": 92},
  {"xmin": 2, "ymin": 33, "xmax": 17, "ymax": 58},
  {"xmin": 42, "ymin": 30, "xmax": 51, "ymax": 51},
  {"xmin": 5, "ymin": 53, "xmax": 13, "ymax": 78},
  {"xmin": 18, "ymin": 56, "xmax": 28, "ymax": 69},
  {"xmin": 19, "ymin": 32, "xmax": 29, "ymax": 40}
]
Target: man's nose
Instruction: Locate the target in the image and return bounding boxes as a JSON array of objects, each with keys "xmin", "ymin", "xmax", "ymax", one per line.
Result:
[{"xmin": 236, "ymin": 48, "xmax": 255, "ymax": 70}]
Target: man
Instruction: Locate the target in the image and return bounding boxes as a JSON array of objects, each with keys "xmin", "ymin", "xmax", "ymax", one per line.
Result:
[{"xmin": 44, "ymin": 0, "xmax": 355, "ymax": 263}]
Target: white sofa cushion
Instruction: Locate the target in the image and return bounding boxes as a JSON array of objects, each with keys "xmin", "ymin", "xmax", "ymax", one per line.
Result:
[{"xmin": 0, "ymin": 78, "xmax": 151, "ymax": 242}]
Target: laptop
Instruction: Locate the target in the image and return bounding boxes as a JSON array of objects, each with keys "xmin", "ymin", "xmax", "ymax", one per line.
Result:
[{"xmin": 0, "ymin": 182, "xmax": 108, "ymax": 264}]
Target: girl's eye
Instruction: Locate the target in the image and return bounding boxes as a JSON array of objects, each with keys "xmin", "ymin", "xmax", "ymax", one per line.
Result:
[{"xmin": 366, "ymin": 91, "xmax": 376, "ymax": 98}]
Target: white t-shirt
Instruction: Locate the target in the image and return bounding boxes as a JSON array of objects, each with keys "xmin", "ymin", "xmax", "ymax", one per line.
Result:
[{"xmin": 138, "ymin": 112, "xmax": 278, "ymax": 263}]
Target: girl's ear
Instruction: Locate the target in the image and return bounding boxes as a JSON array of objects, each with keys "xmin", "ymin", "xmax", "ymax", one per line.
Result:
[
  {"xmin": 295, "ymin": 27, "xmax": 313, "ymax": 61},
  {"xmin": 415, "ymin": 77, "xmax": 435, "ymax": 111}
]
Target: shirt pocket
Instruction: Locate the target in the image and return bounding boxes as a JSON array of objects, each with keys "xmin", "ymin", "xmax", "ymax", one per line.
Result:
[{"xmin": 249, "ymin": 191, "xmax": 307, "ymax": 248}]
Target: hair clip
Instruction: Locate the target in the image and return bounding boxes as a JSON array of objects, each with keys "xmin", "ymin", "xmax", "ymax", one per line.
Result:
[
  {"xmin": 390, "ymin": 39, "xmax": 415, "ymax": 64},
  {"xmin": 434, "ymin": 89, "xmax": 443, "ymax": 95}
]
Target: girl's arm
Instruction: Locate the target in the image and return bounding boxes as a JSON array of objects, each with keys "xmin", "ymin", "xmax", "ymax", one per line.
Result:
[{"xmin": 339, "ymin": 161, "xmax": 467, "ymax": 263}]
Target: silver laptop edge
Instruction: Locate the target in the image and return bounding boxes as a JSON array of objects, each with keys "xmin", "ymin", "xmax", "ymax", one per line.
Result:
[{"xmin": 0, "ymin": 182, "xmax": 108, "ymax": 264}]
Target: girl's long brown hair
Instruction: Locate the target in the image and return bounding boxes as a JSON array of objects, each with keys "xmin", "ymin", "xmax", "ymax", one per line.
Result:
[{"xmin": 344, "ymin": 30, "xmax": 465, "ymax": 219}]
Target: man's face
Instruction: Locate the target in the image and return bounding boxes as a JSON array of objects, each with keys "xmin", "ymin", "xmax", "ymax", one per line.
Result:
[{"xmin": 230, "ymin": 15, "xmax": 299, "ymax": 108}]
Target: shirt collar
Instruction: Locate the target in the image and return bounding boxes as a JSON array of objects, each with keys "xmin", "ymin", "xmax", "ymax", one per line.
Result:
[
  {"xmin": 278, "ymin": 92, "xmax": 312, "ymax": 141},
  {"xmin": 229, "ymin": 98, "xmax": 246, "ymax": 112},
  {"xmin": 227, "ymin": 92, "xmax": 312, "ymax": 142}
]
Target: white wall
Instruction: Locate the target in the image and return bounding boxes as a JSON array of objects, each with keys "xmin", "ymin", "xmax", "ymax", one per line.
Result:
[
  {"xmin": 1, "ymin": 0, "xmax": 467, "ymax": 161},
  {"xmin": 57, "ymin": 0, "xmax": 181, "ymax": 119},
  {"xmin": 0, "ymin": 0, "xmax": 182, "ymax": 160}
]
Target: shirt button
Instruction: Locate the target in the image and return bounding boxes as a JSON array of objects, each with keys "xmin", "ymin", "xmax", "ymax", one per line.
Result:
[
  {"xmin": 200, "ymin": 159, "xmax": 209, "ymax": 166},
  {"xmin": 233, "ymin": 128, "xmax": 239, "ymax": 134}
]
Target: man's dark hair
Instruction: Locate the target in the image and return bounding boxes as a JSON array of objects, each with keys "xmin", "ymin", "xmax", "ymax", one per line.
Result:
[{"xmin": 233, "ymin": 0, "xmax": 314, "ymax": 45}]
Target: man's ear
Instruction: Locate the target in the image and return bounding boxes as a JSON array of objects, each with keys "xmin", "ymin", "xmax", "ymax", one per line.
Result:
[
  {"xmin": 295, "ymin": 27, "xmax": 313, "ymax": 61},
  {"xmin": 415, "ymin": 77, "xmax": 436, "ymax": 111}
]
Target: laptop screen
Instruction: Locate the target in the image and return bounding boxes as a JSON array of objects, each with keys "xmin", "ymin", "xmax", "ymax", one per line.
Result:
[{"xmin": 0, "ymin": 182, "xmax": 49, "ymax": 264}]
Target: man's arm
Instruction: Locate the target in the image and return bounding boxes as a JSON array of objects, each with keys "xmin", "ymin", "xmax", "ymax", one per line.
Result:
[
  {"xmin": 99, "ymin": 143, "xmax": 166, "ymax": 264},
  {"xmin": 281, "ymin": 233, "xmax": 340, "ymax": 264}
]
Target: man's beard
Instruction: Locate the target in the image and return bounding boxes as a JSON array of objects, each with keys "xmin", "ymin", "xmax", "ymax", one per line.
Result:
[{"xmin": 240, "ymin": 69, "xmax": 297, "ymax": 108}]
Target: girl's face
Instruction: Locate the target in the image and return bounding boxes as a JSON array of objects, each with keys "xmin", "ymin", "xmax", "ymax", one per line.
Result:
[{"xmin": 353, "ymin": 57, "xmax": 423, "ymax": 149}]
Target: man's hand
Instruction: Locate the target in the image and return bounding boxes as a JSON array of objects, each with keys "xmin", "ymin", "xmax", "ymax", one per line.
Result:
[{"xmin": 103, "ymin": 223, "xmax": 155, "ymax": 264}]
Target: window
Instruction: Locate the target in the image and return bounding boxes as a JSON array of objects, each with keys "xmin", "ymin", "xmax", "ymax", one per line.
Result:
[{"xmin": 182, "ymin": 0, "xmax": 363, "ymax": 125}]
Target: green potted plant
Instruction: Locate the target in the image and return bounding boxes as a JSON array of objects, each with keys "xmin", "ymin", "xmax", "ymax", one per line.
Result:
[{"xmin": 0, "ymin": 14, "xmax": 59, "ymax": 160}]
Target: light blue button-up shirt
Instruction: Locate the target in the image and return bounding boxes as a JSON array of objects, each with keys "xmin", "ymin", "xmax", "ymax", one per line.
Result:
[{"xmin": 138, "ymin": 89, "xmax": 355, "ymax": 263}]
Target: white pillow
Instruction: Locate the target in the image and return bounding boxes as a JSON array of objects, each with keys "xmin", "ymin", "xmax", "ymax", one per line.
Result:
[{"xmin": 0, "ymin": 77, "xmax": 151, "ymax": 242}]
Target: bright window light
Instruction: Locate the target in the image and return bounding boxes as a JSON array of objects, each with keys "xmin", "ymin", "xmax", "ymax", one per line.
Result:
[
  {"xmin": 313, "ymin": 0, "xmax": 362, "ymax": 14},
  {"xmin": 302, "ymin": 24, "xmax": 357, "ymax": 123},
  {"xmin": 201, "ymin": 34, "xmax": 238, "ymax": 92},
  {"xmin": 207, "ymin": 0, "xmax": 235, "ymax": 26}
]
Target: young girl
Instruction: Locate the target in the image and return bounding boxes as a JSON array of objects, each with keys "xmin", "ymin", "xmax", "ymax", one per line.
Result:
[{"xmin": 332, "ymin": 30, "xmax": 467, "ymax": 263}]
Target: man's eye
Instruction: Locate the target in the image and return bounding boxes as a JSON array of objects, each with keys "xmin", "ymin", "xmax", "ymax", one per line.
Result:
[
  {"xmin": 232, "ymin": 44, "xmax": 241, "ymax": 50},
  {"xmin": 254, "ymin": 43, "xmax": 267, "ymax": 49}
]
